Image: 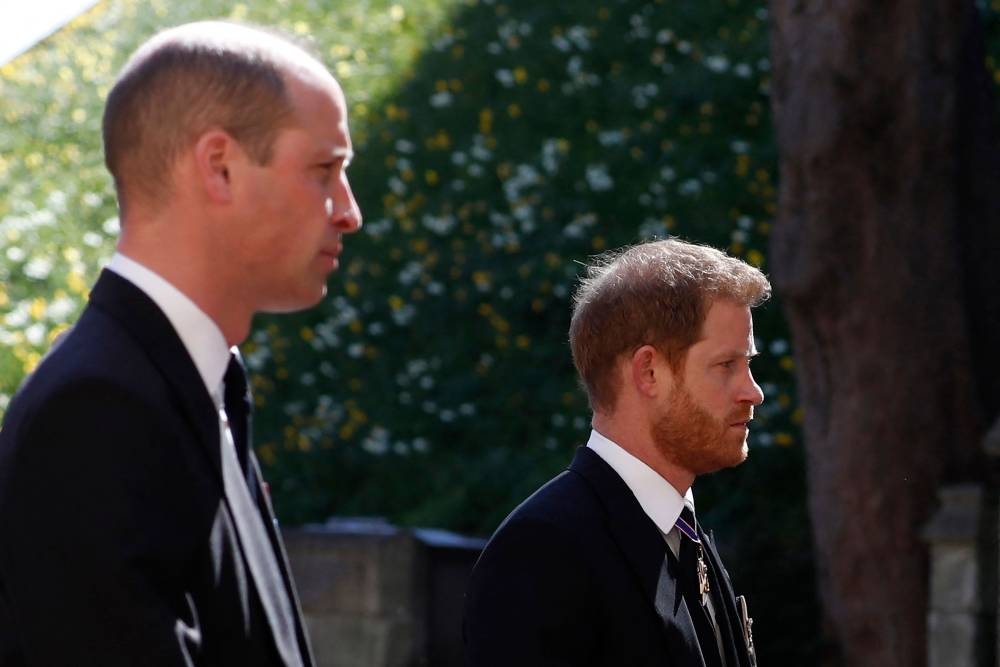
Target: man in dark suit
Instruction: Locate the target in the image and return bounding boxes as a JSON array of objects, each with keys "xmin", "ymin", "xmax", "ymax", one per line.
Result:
[
  {"xmin": 464, "ymin": 238, "xmax": 769, "ymax": 666},
  {"xmin": 0, "ymin": 21, "xmax": 361, "ymax": 666}
]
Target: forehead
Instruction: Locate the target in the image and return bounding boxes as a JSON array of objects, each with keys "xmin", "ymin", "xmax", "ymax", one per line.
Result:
[
  {"xmin": 691, "ymin": 299, "xmax": 755, "ymax": 354},
  {"xmin": 281, "ymin": 72, "xmax": 351, "ymax": 152}
]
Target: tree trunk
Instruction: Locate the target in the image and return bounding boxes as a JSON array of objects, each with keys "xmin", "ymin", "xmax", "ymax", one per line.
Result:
[{"xmin": 768, "ymin": 1, "xmax": 999, "ymax": 665}]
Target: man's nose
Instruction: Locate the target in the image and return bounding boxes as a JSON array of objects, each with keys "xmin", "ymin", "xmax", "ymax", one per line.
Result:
[
  {"xmin": 741, "ymin": 370, "xmax": 765, "ymax": 406},
  {"xmin": 329, "ymin": 178, "xmax": 362, "ymax": 233}
]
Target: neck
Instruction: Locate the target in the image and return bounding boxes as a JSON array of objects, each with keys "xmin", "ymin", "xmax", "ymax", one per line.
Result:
[
  {"xmin": 117, "ymin": 218, "xmax": 251, "ymax": 346},
  {"xmin": 592, "ymin": 411, "xmax": 696, "ymax": 495}
]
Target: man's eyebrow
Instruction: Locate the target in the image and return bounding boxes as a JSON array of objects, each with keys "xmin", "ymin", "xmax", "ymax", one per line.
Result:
[{"xmin": 710, "ymin": 348, "xmax": 760, "ymax": 362}]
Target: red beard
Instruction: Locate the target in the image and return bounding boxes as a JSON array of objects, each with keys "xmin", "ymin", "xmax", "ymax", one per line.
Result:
[{"xmin": 651, "ymin": 384, "xmax": 752, "ymax": 476}]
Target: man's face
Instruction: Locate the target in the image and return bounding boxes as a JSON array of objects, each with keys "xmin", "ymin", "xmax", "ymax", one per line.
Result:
[
  {"xmin": 652, "ymin": 299, "xmax": 764, "ymax": 476},
  {"xmin": 232, "ymin": 71, "xmax": 362, "ymax": 313}
]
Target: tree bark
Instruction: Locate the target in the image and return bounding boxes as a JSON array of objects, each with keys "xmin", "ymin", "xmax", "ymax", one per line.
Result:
[{"xmin": 768, "ymin": 1, "xmax": 999, "ymax": 665}]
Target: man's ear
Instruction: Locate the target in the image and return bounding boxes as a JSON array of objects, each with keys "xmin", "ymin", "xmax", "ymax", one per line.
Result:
[
  {"xmin": 193, "ymin": 130, "xmax": 238, "ymax": 204},
  {"xmin": 630, "ymin": 344, "xmax": 674, "ymax": 399}
]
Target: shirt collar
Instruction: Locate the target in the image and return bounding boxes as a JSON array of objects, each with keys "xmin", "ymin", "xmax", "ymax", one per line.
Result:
[
  {"xmin": 586, "ymin": 428, "xmax": 695, "ymax": 536},
  {"xmin": 106, "ymin": 252, "xmax": 231, "ymax": 403}
]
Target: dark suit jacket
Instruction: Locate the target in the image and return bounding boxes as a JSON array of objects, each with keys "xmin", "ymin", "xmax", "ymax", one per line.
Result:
[
  {"xmin": 463, "ymin": 446, "xmax": 754, "ymax": 667},
  {"xmin": 0, "ymin": 271, "xmax": 314, "ymax": 666}
]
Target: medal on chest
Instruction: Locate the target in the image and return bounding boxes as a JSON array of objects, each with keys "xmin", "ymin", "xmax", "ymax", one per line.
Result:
[{"xmin": 696, "ymin": 545, "xmax": 711, "ymax": 606}]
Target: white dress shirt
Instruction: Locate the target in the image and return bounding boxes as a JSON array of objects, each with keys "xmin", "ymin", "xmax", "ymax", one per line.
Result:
[
  {"xmin": 586, "ymin": 428, "xmax": 727, "ymax": 663},
  {"xmin": 106, "ymin": 252, "xmax": 231, "ymax": 403},
  {"xmin": 586, "ymin": 428, "xmax": 694, "ymax": 558}
]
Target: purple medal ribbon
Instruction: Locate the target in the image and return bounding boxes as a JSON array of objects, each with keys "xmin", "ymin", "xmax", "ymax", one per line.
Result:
[{"xmin": 674, "ymin": 511, "xmax": 700, "ymax": 543}]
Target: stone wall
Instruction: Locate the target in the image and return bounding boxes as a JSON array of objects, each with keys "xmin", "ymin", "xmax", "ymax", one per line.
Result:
[{"xmin": 282, "ymin": 518, "xmax": 485, "ymax": 667}]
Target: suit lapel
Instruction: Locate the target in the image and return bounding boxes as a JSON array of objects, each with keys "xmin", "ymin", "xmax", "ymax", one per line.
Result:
[
  {"xmin": 568, "ymin": 447, "xmax": 705, "ymax": 665},
  {"xmin": 701, "ymin": 531, "xmax": 750, "ymax": 667},
  {"xmin": 87, "ymin": 270, "xmax": 222, "ymax": 482}
]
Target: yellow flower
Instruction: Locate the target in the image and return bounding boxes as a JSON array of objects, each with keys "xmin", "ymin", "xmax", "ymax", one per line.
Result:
[
  {"xmin": 30, "ymin": 298, "xmax": 47, "ymax": 321},
  {"xmin": 774, "ymin": 433, "xmax": 794, "ymax": 447},
  {"xmin": 472, "ymin": 270, "xmax": 492, "ymax": 288},
  {"xmin": 47, "ymin": 324, "xmax": 70, "ymax": 344},
  {"xmin": 735, "ymin": 154, "xmax": 750, "ymax": 177},
  {"xmin": 22, "ymin": 352, "xmax": 42, "ymax": 375},
  {"xmin": 479, "ymin": 108, "xmax": 493, "ymax": 135}
]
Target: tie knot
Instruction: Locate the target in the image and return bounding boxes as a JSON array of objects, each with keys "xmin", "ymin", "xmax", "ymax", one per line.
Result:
[{"xmin": 675, "ymin": 506, "xmax": 700, "ymax": 544}]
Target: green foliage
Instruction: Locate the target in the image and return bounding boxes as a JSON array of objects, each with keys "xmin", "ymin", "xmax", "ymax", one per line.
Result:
[
  {"xmin": 250, "ymin": 0, "xmax": 802, "ymax": 533},
  {"xmin": 1, "ymin": 0, "xmax": 820, "ymax": 662}
]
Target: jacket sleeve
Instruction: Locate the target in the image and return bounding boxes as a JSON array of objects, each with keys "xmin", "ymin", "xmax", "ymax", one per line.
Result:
[
  {"xmin": 463, "ymin": 514, "xmax": 596, "ymax": 667},
  {"xmin": 0, "ymin": 379, "xmax": 203, "ymax": 666}
]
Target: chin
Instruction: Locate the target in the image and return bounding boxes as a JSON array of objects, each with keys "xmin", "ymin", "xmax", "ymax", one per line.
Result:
[{"xmin": 261, "ymin": 288, "xmax": 327, "ymax": 314}]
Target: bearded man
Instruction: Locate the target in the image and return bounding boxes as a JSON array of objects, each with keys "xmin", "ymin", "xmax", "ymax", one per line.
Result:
[{"xmin": 463, "ymin": 238, "xmax": 769, "ymax": 667}]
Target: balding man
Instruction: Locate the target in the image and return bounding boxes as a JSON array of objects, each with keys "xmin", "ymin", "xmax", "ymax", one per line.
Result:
[
  {"xmin": 0, "ymin": 22, "xmax": 361, "ymax": 666},
  {"xmin": 464, "ymin": 238, "xmax": 766, "ymax": 667}
]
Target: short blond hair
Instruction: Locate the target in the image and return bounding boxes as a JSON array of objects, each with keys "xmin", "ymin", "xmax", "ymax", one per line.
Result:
[{"xmin": 103, "ymin": 21, "xmax": 323, "ymax": 209}]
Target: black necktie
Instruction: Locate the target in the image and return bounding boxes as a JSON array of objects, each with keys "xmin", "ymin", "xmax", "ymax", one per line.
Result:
[
  {"xmin": 676, "ymin": 507, "xmax": 724, "ymax": 667},
  {"xmin": 221, "ymin": 353, "xmax": 304, "ymax": 666}
]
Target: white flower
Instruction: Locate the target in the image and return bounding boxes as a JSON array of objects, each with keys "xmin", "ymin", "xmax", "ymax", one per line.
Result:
[
  {"xmin": 598, "ymin": 129, "xmax": 626, "ymax": 147},
  {"xmin": 552, "ymin": 34, "xmax": 571, "ymax": 52},
  {"xmin": 567, "ymin": 26, "xmax": 591, "ymax": 50},
  {"xmin": 25, "ymin": 323, "xmax": 46, "ymax": 346},
  {"xmin": 47, "ymin": 297, "xmax": 77, "ymax": 322},
  {"xmin": 422, "ymin": 213, "xmax": 457, "ymax": 235},
  {"xmin": 585, "ymin": 164, "xmax": 614, "ymax": 192},
  {"xmin": 388, "ymin": 176, "xmax": 407, "ymax": 195},
  {"xmin": 705, "ymin": 55, "xmax": 729, "ymax": 73},
  {"xmin": 430, "ymin": 91, "xmax": 453, "ymax": 108},
  {"xmin": 24, "ymin": 257, "xmax": 53, "ymax": 280},
  {"xmin": 495, "ymin": 68, "xmax": 515, "ymax": 87},
  {"xmin": 679, "ymin": 179, "xmax": 702, "ymax": 196}
]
